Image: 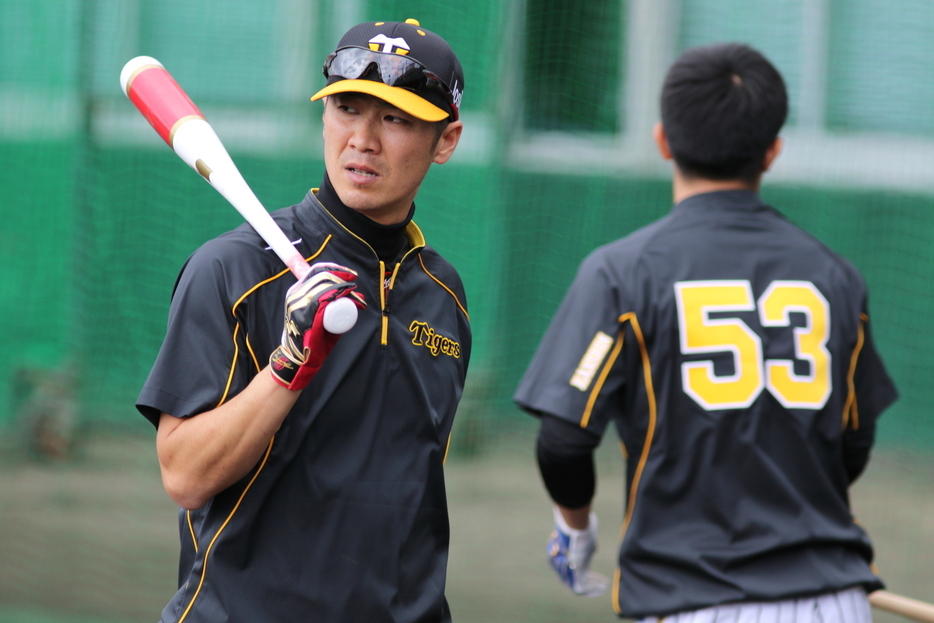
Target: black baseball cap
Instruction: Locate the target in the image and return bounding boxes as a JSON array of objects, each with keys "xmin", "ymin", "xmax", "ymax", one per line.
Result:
[{"xmin": 311, "ymin": 19, "xmax": 464, "ymax": 122}]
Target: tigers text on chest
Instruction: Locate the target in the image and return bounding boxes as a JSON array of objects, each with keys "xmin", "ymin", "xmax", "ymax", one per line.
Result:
[{"xmin": 408, "ymin": 320, "xmax": 461, "ymax": 358}]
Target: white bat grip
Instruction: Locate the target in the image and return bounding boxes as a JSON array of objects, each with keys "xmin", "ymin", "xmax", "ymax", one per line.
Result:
[
  {"xmin": 206, "ymin": 169, "xmax": 357, "ymax": 334},
  {"xmin": 169, "ymin": 118, "xmax": 307, "ymax": 279},
  {"xmin": 202, "ymin": 169, "xmax": 308, "ymax": 277}
]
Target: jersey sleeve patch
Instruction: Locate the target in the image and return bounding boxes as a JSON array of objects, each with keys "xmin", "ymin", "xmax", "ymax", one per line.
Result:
[{"xmin": 570, "ymin": 331, "xmax": 615, "ymax": 391}]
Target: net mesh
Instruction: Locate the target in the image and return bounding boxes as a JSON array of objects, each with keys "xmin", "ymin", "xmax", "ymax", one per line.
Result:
[{"xmin": 1, "ymin": 1, "xmax": 933, "ymax": 621}]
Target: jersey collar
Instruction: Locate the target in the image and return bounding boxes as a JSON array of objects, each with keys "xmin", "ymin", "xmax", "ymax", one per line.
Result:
[{"xmin": 314, "ymin": 173, "xmax": 415, "ymax": 262}]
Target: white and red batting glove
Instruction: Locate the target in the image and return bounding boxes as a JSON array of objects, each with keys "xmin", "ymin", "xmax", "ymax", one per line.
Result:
[
  {"xmin": 269, "ymin": 262, "xmax": 366, "ymax": 391},
  {"xmin": 547, "ymin": 506, "xmax": 609, "ymax": 597}
]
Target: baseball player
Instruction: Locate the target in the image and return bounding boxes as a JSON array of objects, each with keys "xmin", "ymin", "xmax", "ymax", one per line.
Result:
[
  {"xmin": 137, "ymin": 19, "xmax": 471, "ymax": 622},
  {"xmin": 514, "ymin": 43, "xmax": 897, "ymax": 621}
]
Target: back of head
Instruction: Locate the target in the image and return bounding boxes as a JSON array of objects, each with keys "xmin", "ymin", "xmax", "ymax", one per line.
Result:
[{"xmin": 660, "ymin": 43, "xmax": 788, "ymax": 183}]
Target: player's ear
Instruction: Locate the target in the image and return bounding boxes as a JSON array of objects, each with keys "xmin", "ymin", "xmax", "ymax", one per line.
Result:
[
  {"xmin": 653, "ymin": 122, "xmax": 673, "ymax": 161},
  {"xmin": 762, "ymin": 137, "xmax": 783, "ymax": 173},
  {"xmin": 432, "ymin": 120, "xmax": 463, "ymax": 165}
]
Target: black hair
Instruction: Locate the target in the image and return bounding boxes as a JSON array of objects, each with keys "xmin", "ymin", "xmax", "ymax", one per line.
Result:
[{"xmin": 660, "ymin": 43, "xmax": 788, "ymax": 182}]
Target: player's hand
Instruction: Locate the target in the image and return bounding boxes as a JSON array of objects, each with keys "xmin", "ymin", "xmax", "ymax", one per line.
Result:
[
  {"xmin": 269, "ymin": 262, "xmax": 366, "ymax": 391},
  {"xmin": 546, "ymin": 507, "xmax": 609, "ymax": 597}
]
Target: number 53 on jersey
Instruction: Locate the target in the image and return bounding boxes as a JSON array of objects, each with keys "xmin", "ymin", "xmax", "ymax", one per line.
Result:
[{"xmin": 674, "ymin": 280, "xmax": 831, "ymax": 411}]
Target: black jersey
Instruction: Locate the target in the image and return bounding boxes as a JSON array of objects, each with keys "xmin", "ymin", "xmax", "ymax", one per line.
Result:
[
  {"xmin": 515, "ymin": 190, "xmax": 896, "ymax": 619},
  {"xmin": 137, "ymin": 191, "xmax": 471, "ymax": 623}
]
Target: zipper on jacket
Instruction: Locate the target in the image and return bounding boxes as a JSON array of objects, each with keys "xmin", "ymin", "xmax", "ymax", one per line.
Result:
[{"xmin": 379, "ymin": 261, "xmax": 402, "ymax": 346}]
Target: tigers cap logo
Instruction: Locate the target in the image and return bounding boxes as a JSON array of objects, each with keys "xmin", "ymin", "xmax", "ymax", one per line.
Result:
[{"xmin": 368, "ymin": 34, "xmax": 411, "ymax": 55}]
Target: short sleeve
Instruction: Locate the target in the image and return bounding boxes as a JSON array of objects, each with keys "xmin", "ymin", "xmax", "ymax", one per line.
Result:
[
  {"xmin": 514, "ymin": 250, "xmax": 629, "ymax": 436},
  {"xmin": 850, "ymin": 307, "xmax": 898, "ymax": 430},
  {"xmin": 136, "ymin": 247, "xmax": 244, "ymax": 426}
]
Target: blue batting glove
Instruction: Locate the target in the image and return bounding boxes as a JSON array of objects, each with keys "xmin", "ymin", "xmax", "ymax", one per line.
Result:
[{"xmin": 546, "ymin": 507, "xmax": 609, "ymax": 597}]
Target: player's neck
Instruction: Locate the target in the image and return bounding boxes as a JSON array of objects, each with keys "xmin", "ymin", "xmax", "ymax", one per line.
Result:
[
  {"xmin": 316, "ymin": 173, "xmax": 413, "ymax": 262},
  {"xmin": 671, "ymin": 173, "xmax": 760, "ymax": 205}
]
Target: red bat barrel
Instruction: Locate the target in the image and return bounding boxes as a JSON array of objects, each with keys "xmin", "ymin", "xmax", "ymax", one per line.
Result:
[{"xmin": 120, "ymin": 57, "xmax": 204, "ymax": 147}]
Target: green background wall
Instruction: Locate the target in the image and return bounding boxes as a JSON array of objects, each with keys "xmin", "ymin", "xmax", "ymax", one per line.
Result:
[{"xmin": 2, "ymin": 0, "xmax": 933, "ymax": 450}]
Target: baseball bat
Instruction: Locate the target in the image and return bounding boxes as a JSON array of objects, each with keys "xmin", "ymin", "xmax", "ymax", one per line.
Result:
[
  {"xmin": 870, "ymin": 590, "xmax": 934, "ymax": 622},
  {"xmin": 119, "ymin": 56, "xmax": 357, "ymax": 334}
]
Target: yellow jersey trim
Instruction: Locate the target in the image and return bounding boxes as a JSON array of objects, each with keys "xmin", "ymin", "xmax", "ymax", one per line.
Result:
[
  {"xmin": 611, "ymin": 312, "xmax": 658, "ymax": 615},
  {"xmin": 417, "ymin": 254, "xmax": 469, "ymax": 321},
  {"xmin": 177, "ymin": 438, "xmax": 276, "ymax": 623},
  {"xmin": 181, "ymin": 236, "xmax": 331, "ymax": 621},
  {"xmin": 842, "ymin": 314, "xmax": 867, "ymax": 430}
]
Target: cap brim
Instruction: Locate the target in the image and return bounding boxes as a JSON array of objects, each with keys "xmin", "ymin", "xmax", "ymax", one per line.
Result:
[{"xmin": 311, "ymin": 79, "xmax": 449, "ymax": 122}]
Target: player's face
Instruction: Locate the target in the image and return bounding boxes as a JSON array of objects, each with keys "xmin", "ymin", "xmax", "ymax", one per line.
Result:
[{"xmin": 322, "ymin": 93, "xmax": 461, "ymax": 225}]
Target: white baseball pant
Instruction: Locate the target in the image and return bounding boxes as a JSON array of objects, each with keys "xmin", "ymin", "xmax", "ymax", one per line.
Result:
[{"xmin": 638, "ymin": 587, "xmax": 871, "ymax": 623}]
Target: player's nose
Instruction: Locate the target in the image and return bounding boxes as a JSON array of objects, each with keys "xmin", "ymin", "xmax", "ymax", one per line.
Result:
[{"xmin": 348, "ymin": 115, "xmax": 381, "ymax": 154}]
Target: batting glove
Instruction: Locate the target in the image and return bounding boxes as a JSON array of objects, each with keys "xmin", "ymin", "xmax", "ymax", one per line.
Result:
[
  {"xmin": 269, "ymin": 262, "xmax": 366, "ymax": 391},
  {"xmin": 547, "ymin": 507, "xmax": 609, "ymax": 597}
]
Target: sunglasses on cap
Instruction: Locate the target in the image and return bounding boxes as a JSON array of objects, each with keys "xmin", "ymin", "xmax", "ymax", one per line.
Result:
[{"xmin": 323, "ymin": 47, "xmax": 458, "ymax": 120}]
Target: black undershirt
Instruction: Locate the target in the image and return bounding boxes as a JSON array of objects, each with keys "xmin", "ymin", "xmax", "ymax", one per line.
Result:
[
  {"xmin": 315, "ymin": 173, "xmax": 414, "ymax": 263},
  {"xmin": 536, "ymin": 414, "xmax": 600, "ymax": 510}
]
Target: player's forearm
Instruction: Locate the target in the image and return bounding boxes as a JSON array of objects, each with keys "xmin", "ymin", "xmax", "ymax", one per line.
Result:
[
  {"xmin": 842, "ymin": 421, "xmax": 876, "ymax": 484},
  {"xmin": 156, "ymin": 366, "xmax": 300, "ymax": 509},
  {"xmin": 537, "ymin": 415, "xmax": 599, "ymax": 512}
]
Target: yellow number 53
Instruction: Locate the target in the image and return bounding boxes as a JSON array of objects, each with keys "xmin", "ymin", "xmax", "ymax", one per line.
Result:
[{"xmin": 674, "ymin": 280, "xmax": 831, "ymax": 410}]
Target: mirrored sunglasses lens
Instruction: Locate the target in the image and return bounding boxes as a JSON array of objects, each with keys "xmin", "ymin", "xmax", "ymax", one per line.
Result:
[
  {"xmin": 373, "ymin": 55, "xmax": 423, "ymax": 85},
  {"xmin": 329, "ymin": 49, "xmax": 424, "ymax": 87},
  {"xmin": 328, "ymin": 50, "xmax": 375, "ymax": 79}
]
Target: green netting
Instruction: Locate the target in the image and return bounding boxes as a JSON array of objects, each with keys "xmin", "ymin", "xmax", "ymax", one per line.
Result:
[
  {"xmin": 827, "ymin": 0, "xmax": 934, "ymax": 134},
  {"xmin": 524, "ymin": 0, "xmax": 624, "ymax": 133},
  {"xmin": 2, "ymin": 1, "xmax": 934, "ymax": 621}
]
